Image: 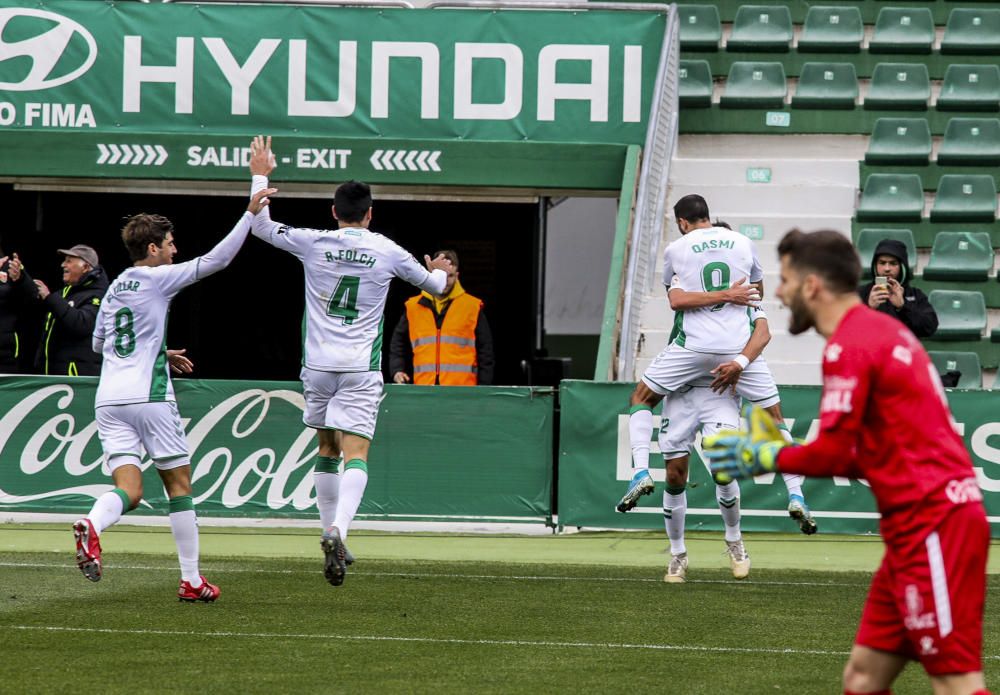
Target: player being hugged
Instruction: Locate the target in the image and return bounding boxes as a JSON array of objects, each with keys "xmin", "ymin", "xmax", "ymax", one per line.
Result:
[
  {"xmin": 704, "ymin": 229, "xmax": 991, "ymax": 695},
  {"xmin": 247, "ymin": 136, "xmax": 453, "ymax": 587},
  {"xmin": 73, "ymin": 170, "xmax": 276, "ymax": 602}
]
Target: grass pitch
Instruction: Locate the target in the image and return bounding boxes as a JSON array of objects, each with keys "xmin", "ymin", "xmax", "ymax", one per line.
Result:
[{"xmin": 2, "ymin": 525, "xmax": 998, "ymax": 694}]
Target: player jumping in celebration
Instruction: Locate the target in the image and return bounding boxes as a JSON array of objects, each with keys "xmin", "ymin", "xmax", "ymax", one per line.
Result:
[
  {"xmin": 705, "ymin": 229, "xmax": 991, "ymax": 695},
  {"xmin": 73, "ymin": 179, "xmax": 276, "ymax": 602},
  {"xmin": 247, "ymin": 136, "xmax": 452, "ymax": 587},
  {"xmin": 618, "ymin": 198, "xmax": 816, "ymax": 536}
]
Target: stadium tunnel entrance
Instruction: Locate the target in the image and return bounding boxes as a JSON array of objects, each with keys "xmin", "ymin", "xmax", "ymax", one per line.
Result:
[{"xmin": 0, "ymin": 181, "xmax": 616, "ymax": 385}]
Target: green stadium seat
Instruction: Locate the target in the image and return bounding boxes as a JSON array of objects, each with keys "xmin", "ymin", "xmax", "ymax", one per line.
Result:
[
  {"xmin": 856, "ymin": 174, "xmax": 924, "ymax": 222},
  {"xmin": 923, "ymin": 232, "xmax": 994, "ymax": 281},
  {"xmin": 941, "ymin": 9, "xmax": 1000, "ymax": 55},
  {"xmin": 855, "ymin": 228, "xmax": 917, "ymax": 278},
  {"xmin": 928, "ymin": 290, "xmax": 987, "ymax": 340},
  {"xmin": 869, "ymin": 8, "xmax": 935, "ymax": 54},
  {"xmin": 864, "ymin": 118, "xmax": 932, "ymax": 164},
  {"xmin": 797, "ymin": 6, "xmax": 864, "ymax": 53},
  {"xmin": 679, "ymin": 60, "xmax": 713, "ymax": 108},
  {"xmin": 991, "ymin": 326, "xmax": 1000, "ymax": 343},
  {"xmin": 928, "ymin": 351, "xmax": 982, "ymax": 389},
  {"xmin": 726, "ymin": 6, "xmax": 793, "ymax": 52},
  {"xmin": 937, "ymin": 118, "xmax": 1000, "ymax": 165},
  {"xmin": 791, "ymin": 63, "xmax": 858, "ymax": 109},
  {"xmin": 864, "ymin": 64, "xmax": 930, "ymax": 111},
  {"xmin": 936, "ymin": 65, "xmax": 1000, "ymax": 112},
  {"xmin": 719, "ymin": 62, "xmax": 786, "ymax": 109},
  {"xmin": 930, "ymin": 175, "xmax": 998, "ymax": 222},
  {"xmin": 678, "ymin": 5, "xmax": 722, "ymax": 51}
]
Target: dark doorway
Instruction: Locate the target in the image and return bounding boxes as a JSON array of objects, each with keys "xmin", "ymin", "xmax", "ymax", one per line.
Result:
[{"xmin": 0, "ymin": 184, "xmax": 537, "ymax": 384}]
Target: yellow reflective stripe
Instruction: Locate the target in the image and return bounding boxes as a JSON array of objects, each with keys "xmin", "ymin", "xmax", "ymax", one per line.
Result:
[
  {"xmin": 68, "ymin": 362, "xmax": 78, "ymax": 377},
  {"xmin": 13, "ymin": 332, "xmax": 18, "ymax": 359}
]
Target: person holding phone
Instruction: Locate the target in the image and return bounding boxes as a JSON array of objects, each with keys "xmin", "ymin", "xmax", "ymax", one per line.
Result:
[{"xmin": 859, "ymin": 239, "xmax": 937, "ymax": 338}]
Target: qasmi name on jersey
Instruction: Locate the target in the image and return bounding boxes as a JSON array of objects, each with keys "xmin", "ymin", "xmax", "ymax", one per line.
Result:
[{"xmin": 691, "ymin": 239, "xmax": 735, "ymax": 254}]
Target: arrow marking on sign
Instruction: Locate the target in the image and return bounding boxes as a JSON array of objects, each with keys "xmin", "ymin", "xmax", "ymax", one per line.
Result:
[
  {"xmin": 96, "ymin": 144, "xmax": 170, "ymax": 166},
  {"xmin": 368, "ymin": 150, "xmax": 442, "ymax": 173}
]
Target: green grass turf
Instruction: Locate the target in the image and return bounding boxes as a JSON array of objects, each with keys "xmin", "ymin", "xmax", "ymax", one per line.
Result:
[{"xmin": 2, "ymin": 525, "xmax": 999, "ymax": 693}]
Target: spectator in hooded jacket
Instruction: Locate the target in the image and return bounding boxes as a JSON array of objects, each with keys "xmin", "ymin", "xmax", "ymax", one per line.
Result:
[
  {"xmin": 0, "ymin": 250, "xmax": 30, "ymax": 373},
  {"xmin": 31, "ymin": 244, "xmax": 110, "ymax": 376},
  {"xmin": 858, "ymin": 238, "xmax": 937, "ymax": 338}
]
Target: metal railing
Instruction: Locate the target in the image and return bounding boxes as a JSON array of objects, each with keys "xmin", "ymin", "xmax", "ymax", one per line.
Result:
[{"xmin": 616, "ymin": 4, "xmax": 679, "ymax": 381}]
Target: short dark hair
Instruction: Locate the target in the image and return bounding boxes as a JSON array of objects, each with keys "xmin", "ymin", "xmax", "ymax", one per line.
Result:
[
  {"xmin": 673, "ymin": 194, "xmax": 710, "ymax": 223},
  {"xmin": 714, "ymin": 219, "xmax": 732, "ymax": 230},
  {"xmin": 433, "ymin": 249, "xmax": 459, "ymax": 270},
  {"xmin": 122, "ymin": 214, "xmax": 173, "ymax": 262},
  {"xmin": 334, "ymin": 180, "xmax": 373, "ymax": 223},
  {"xmin": 777, "ymin": 229, "xmax": 860, "ymax": 294}
]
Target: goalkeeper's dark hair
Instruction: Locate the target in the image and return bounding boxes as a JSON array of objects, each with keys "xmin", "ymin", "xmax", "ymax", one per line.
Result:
[
  {"xmin": 121, "ymin": 213, "xmax": 173, "ymax": 262},
  {"xmin": 777, "ymin": 229, "xmax": 860, "ymax": 294},
  {"xmin": 673, "ymin": 194, "xmax": 710, "ymax": 223},
  {"xmin": 334, "ymin": 180, "xmax": 373, "ymax": 223}
]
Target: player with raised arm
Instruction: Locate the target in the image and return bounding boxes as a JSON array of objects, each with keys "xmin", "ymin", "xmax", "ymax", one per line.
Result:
[
  {"xmin": 618, "ymin": 198, "xmax": 817, "ymax": 536},
  {"xmin": 72, "ymin": 180, "xmax": 276, "ymax": 602},
  {"xmin": 705, "ymin": 229, "xmax": 990, "ymax": 695},
  {"xmin": 247, "ymin": 136, "xmax": 452, "ymax": 587}
]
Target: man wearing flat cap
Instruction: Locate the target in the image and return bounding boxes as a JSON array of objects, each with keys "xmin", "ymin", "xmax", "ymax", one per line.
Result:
[{"xmin": 32, "ymin": 244, "xmax": 110, "ymax": 376}]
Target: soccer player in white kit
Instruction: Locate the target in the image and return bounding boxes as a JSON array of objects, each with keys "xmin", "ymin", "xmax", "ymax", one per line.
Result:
[
  {"xmin": 617, "ymin": 197, "xmax": 816, "ymax": 535},
  {"xmin": 247, "ymin": 136, "xmax": 452, "ymax": 587},
  {"xmin": 72, "ymin": 182, "xmax": 276, "ymax": 601}
]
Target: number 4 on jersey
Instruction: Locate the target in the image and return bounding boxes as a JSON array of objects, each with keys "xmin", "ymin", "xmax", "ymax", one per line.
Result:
[{"xmin": 327, "ymin": 275, "xmax": 360, "ymax": 325}]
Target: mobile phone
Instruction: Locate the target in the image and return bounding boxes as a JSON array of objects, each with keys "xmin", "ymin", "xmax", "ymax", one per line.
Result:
[{"xmin": 874, "ymin": 276, "xmax": 888, "ymax": 289}]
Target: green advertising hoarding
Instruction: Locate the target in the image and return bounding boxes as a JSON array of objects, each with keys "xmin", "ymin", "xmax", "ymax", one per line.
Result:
[
  {"xmin": 0, "ymin": 2, "xmax": 666, "ymax": 183},
  {"xmin": 558, "ymin": 381, "xmax": 1000, "ymax": 535},
  {"xmin": 0, "ymin": 378, "xmax": 555, "ymax": 523}
]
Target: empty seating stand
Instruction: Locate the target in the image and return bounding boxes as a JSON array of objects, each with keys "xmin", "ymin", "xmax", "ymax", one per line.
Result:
[
  {"xmin": 797, "ymin": 6, "xmax": 864, "ymax": 53},
  {"xmin": 928, "ymin": 289, "xmax": 988, "ymax": 340},
  {"xmin": 865, "ymin": 64, "xmax": 931, "ymax": 110},
  {"xmin": 720, "ymin": 62, "xmax": 786, "ymax": 108},
  {"xmin": 678, "ymin": 5, "xmax": 722, "ymax": 51},
  {"xmin": 923, "ymin": 232, "xmax": 994, "ymax": 281},
  {"xmin": 792, "ymin": 63, "xmax": 858, "ymax": 109},
  {"xmin": 937, "ymin": 118, "xmax": 1000, "ymax": 165},
  {"xmin": 930, "ymin": 175, "xmax": 998, "ymax": 222},
  {"xmin": 937, "ymin": 65, "xmax": 1000, "ymax": 111},
  {"xmin": 727, "ymin": 6, "xmax": 793, "ymax": 52},
  {"xmin": 864, "ymin": 118, "xmax": 932, "ymax": 164},
  {"xmin": 869, "ymin": 7, "xmax": 935, "ymax": 54},
  {"xmin": 941, "ymin": 9, "xmax": 1000, "ymax": 55},
  {"xmin": 928, "ymin": 351, "xmax": 983, "ymax": 389},
  {"xmin": 856, "ymin": 174, "xmax": 924, "ymax": 222},
  {"xmin": 679, "ymin": 60, "xmax": 714, "ymax": 108}
]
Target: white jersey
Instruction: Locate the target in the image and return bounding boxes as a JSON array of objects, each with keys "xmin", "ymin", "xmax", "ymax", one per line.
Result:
[
  {"xmin": 662, "ymin": 226, "xmax": 763, "ymax": 354},
  {"xmin": 250, "ymin": 176, "xmax": 446, "ymax": 372},
  {"xmin": 94, "ymin": 212, "xmax": 254, "ymax": 407}
]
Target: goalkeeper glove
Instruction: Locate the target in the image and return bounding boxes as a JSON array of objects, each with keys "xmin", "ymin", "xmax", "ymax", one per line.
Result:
[{"xmin": 702, "ymin": 404, "xmax": 790, "ymax": 484}]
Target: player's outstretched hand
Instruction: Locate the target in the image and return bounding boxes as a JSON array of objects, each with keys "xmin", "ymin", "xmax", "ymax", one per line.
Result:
[
  {"xmin": 703, "ymin": 404, "xmax": 787, "ymax": 483},
  {"xmin": 425, "ymin": 253, "xmax": 454, "ymax": 274},
  {"xmin": 167, "ymin": 348, "xmax": 194, "ymax": 375},
  {"xmin": 250, "ymin": 135, "xmax": 276, "ymax": 176},
  {"xmin": 247, "ymin": 187, "xmax": 278, "ymax": 214},
  {"xmin": 725, "ymin": 277, "xmax": 761, "ymax": 307}
]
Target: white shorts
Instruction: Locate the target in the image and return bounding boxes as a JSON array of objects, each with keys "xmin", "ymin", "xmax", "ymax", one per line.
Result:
[
  {"xmin": 641, "ymin": 344, "xmax": 781, "ymax": 408},
  {"xmin": 96, "ymin": 402, "xmax": 190, "ymax": 472},
  {"xmin": 658, "ymin": 385, "xmax": 740, "ymax": 461},
  {"xmin": 301, "ymin": 367, "xmax": 383, "ymax": 440}
]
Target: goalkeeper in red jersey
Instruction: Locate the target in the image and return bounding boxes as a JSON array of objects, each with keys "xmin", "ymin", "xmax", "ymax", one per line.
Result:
[{"xmin": 704, "ymin": 229, "xmax": 990, "ymax": 695}]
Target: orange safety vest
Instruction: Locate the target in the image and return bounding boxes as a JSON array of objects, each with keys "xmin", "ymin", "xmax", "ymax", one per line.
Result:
[{"xmin": 405, "ymin": 293, "xmax": 482, "ymax": 386}]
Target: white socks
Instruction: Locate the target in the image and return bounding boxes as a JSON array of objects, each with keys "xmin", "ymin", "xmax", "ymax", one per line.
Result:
[
  {"xmin": 333, "ymin": 462, "xmax": 369, "ymax": 540},
  {"xmin": 663, "ymin": 487, "xmax": 687, "ymax": 556},
  {"xmin": 775, "ymin": 424, "xmax": 805, "ymax": 498},
  {"xmin": 715, "ymin": 481, "xmax": 742, "ymax": 542},
  {"xmin": 314, "ymin": 472, "xmax": 340, "ymax": 530},
  {"xmin": 168, "ymin": 496, "xmax": 201, "ymax": 586},
  {"xmin": 87, "ymin": 490, "xmax": 125, "ymax": 534},
  {"xmin": 629, "ymin": 406, "xmax": 653, "ymax": 471}
]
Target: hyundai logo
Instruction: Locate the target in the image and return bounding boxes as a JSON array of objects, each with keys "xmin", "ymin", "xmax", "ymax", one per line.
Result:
[{"xmin": 0, "ymin": 8, "xmax": 97, "ymax": 91}]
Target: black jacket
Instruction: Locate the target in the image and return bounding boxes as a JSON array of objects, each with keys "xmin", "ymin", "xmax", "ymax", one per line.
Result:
[
  {"xmin": 858, "ymin": 239, "xmax": 938, "ymax": 338},
  {"xmin": 389, "ymin": 295, "xmax": 495, "ymax": 385},
  {"xmin": 0, "ymin": 260, "xmax": 29, "ymax": 372},
  {"xmin": 34, "ymin": 266, "xmax": 110, "ymax": 376}
]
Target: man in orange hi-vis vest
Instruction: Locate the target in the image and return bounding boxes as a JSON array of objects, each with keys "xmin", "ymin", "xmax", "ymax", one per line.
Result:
[{"xmin": 390, "ymin": 249, "xmax": 494, "ymax": 386}]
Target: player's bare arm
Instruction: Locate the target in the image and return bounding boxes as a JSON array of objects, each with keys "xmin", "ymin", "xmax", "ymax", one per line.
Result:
[
  {"xmin": 710, "ymin": 317, "xmax": 771, "ymax": 394},
  {"xmin": 667, "ymin": 276, "xmax": 761, "ymax": 311}
]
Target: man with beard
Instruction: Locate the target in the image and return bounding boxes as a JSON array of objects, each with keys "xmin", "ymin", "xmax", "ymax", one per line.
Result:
[{"xmin": 704, "ymin": 229, "xmax": 990, "ymax": 695}]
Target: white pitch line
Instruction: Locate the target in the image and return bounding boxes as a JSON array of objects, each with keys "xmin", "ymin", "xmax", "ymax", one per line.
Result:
[{"xmin": 0, "ymin": 562, "xmax": 873, "ymax": 587}]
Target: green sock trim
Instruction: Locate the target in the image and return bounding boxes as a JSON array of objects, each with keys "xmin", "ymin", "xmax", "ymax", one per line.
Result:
[
  {"xmin": 112, "ymin": 488, "xmax": 134, "ymax": 512},
  {"xmin": 665, "ymin": 485, "xmax": 686, "ymax": 496},
  {"xmin": 628, "ymin": 404, "xmax": 652, "ymax": 415},
  {"xmin": 315, "ymin": 456, "xmax": 341, "ymax": 474},
  {"xmin": 168, "ymin": 495, "xmax": 195, "ymax": 513},
  {"xmin": 719, "ymin": 497, "xmax": 738, "ymax": 508},
  {"xmin": 344, "ymin": 458, "xmax": 368, "ymax": 474},
  {"xmin": 776, "ymin": 423, "xmax": 790, "ymax": 432}
]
